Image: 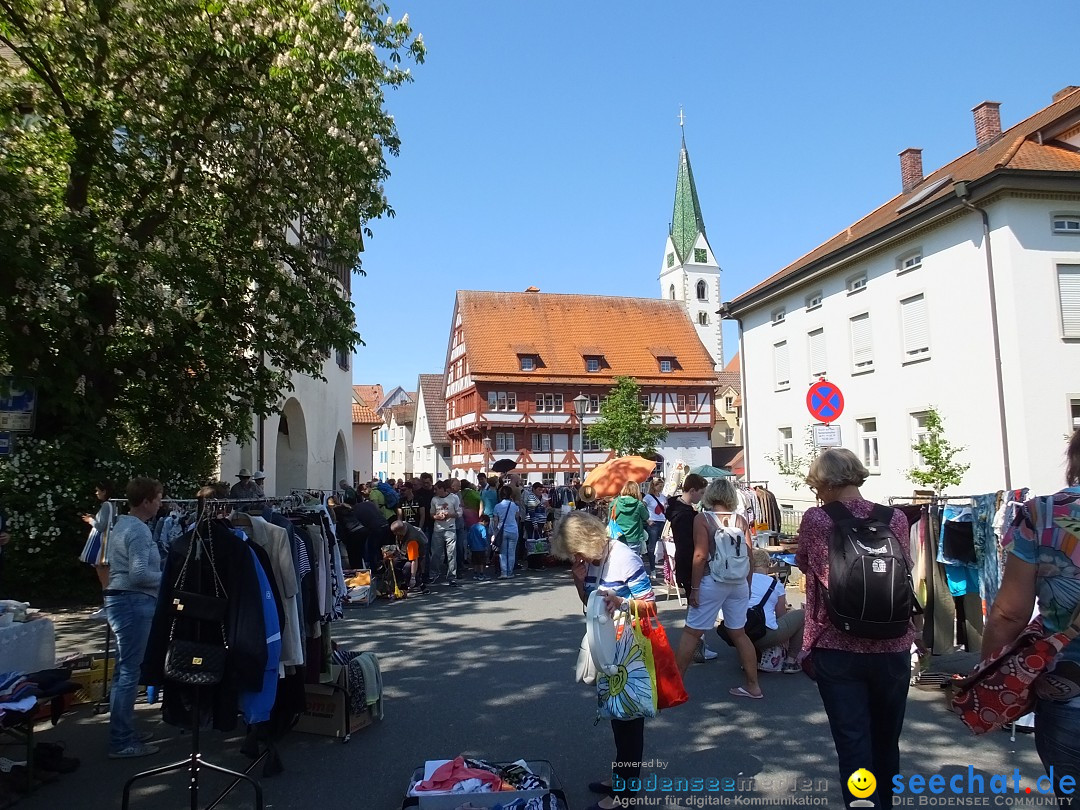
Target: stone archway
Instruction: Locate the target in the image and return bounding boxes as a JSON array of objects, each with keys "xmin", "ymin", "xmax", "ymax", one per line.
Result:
[
  {"xmin": 332, "ymin": 431, "xmax": 349, "ymax": 491},
  {"xmin": 275, "ymin": 397, "xmax": 309, "ymax": 496}
]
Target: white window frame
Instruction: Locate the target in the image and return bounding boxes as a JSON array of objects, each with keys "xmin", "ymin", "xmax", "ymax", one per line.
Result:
[
  {"xmin": 808, "ymin": 328, "xmax": 826, "ymax": 378},
  {"xmin": 897, "ymin": 249, "xmax": 923, "ymax": 274},
  {"xmin": 659, "ymin": 359, "xmax": 673, "ymax": 373},
  {"xmin": 531, "ymin": 433, "xmax": 551, "ymax": 452},
  {"xmin": 1058, "ymin": 264, "xmax": 1080, "ymax": 339},
  {"xmin": 588, "ymin": 394, "xmax": 601, "ymax": 413},
  {"xmin": 520, "ymin": 356, "xmax": 535, "ymax": 371},
  {"xmin": 857, "ymin": 417, "xmax": 880, "ymax": 473},
  {"xmin": 1052, "ymin": 215, "xmax": 1080, "ymax": 234},
  {"xmin": 677, "ymin": 394, "xmax": 688, "ymax": 413},
  {"xmin": 778, "ymin": 427, "xmax": 794, "ymax": 465},
  {"xmin": 910, "ymin": 410, "xmax": 931, "ymax": 467},
  {"xmin": 847, "ymin": 273, "xmax": 868, "ymax": 294},
  {"xmin": 495, "ymin": 432, "xmax": 515, "ymax": 452},
  {"xmin": 1070, "ymin": 397, "xmax": 1080, "ymax": 433},
  {"xmin": 639, "ymin": 395, "xmax": 652, "ymax": 413},
  {"xmin": 849, "ymin": 313, "xmax": 874, "ymax": 373},
  {"xmin": 900, "ymin": 293, "xmax": 931, "ymax": 360},
  {"xmin": 724, "ymin": 395, "xmax": 735, "ymax": 413},
  {"xmin": 586, "ymin": 357, "xmax": 601, "ymax": 373},
  {"xmin": 773, "ymin": 341, "xmax": 790, "ymax": 391},
  {"xmin": 806, "ymin": 290, "xmax": 823, "ymax": 311},
  {"xmin": 771, "ymin": 307, "xmax": 786, "ymax": 325},
  {"xmin": 576, "ymin": 434, "xmax": 602, "ymax": 452}
]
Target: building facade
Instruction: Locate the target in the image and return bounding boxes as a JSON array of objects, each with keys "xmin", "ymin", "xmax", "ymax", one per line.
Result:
[
  {"xmin": 413, "ymin": 373, "xmax": 452, "ymax": 478},
  {"xmin": 727, "ymin": 87, "xmax": 1080, "ymax": 510},
  {"xmin": 350, "ymin": 387, "xmax": 381, "ymax": 486},
  {"xmin": 444, "ymin": 290, "xmax": 719, "ymax": 484},
  {"xmin": 383, "ymin": 400, "xmax": 415, "ymax": 482}
]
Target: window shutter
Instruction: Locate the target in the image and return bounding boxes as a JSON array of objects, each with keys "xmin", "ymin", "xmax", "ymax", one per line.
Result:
[
  {"xmin": 808, "ymin": 329, "xmax": 826, "ymax": 376},
  {"xmin": 901, "ymin": 294, "xmax": 929, "ymax": 356},
  {"xmin": 1059, "ymin": 265, "xmax": 1080, "ymax": 338},
  {"xmin": 773, "ymin": 342, "xmax": 790, "ymax": 387},
  {"xmin": 850, "ymin": 314, "xmax": 873, "ymax": 369}
]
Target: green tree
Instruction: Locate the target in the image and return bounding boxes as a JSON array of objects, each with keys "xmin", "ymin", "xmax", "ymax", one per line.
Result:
[
  {"xmin": 905, "ymin": 407, "xmax": 970, "ymax": 494},
  {"xmin": 587, "ymin": 376, "xmax": 668, "ymax": 457},
  {"xmin": 0, "ymin": 1, "xmax": 423, "ymax": 600}
]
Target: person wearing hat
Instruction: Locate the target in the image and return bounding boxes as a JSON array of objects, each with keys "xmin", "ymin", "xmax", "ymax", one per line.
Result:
[
  {"xmin": 253, "ymin": 471, "xmax": 267, "ymax": 497},
  {"xmin": 230, "ymin": 469, "xmax": 261, "ymax": 499},
  {"xmin": 576, "ymin": 484, "xmax": 600, "ymax": 517}
]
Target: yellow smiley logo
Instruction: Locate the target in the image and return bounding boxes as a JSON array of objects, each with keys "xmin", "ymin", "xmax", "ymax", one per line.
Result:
[{"xmin": 847, "ymin": 769, "xmax": 876, "ymax": 799}]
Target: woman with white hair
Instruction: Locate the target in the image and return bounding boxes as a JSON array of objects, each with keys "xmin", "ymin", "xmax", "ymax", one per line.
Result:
[
  {"xmin": 552, "ymin": 511, "xmax": 655, "ymax": 810},
  {"xmin": 673, "ymin": 477, "xmax": 762, "ymax": 699}
]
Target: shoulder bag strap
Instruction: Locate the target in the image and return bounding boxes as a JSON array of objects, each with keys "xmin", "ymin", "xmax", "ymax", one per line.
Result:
[
  {"xmin": 821, "ymin": 500, "xmax": 854, "ymax": 524},
  {"xmin": 755, "ymin": 576, "xmax": 779, "ymax": 610}
]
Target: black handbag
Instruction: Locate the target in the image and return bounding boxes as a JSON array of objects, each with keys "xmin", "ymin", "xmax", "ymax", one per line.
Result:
[
  {"xmin": 164, "ymin": 527, "xmax": 229, "ymax": 687},
  {"xmin": 164, "ymin": 639, "xmax": 227, "ymax": 686},
  {"xmin": 717, "ymin": 577, "xmax": 779, "ymax": 646}
]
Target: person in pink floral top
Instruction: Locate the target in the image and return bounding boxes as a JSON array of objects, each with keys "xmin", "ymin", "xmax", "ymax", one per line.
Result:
[
  {"xmin": 984, "ymin": 428, "xmax": 1080, "ymax": 806},
  {"xmin": 795, "ymin": 448, "xmax": 914, "ymax": 810}
]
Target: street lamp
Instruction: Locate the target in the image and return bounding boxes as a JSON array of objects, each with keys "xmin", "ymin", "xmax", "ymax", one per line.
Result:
[{"xmin": 572, "ymin": 393, "xmax": 589, "ymax": 482}]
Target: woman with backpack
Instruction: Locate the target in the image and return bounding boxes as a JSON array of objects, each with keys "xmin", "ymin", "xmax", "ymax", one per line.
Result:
[
  {"xmin": 611, "ymin": 482, "xmax": 649, "ymax": 561},
  {"xmin": 673, "ymin": 477, "xmax": 761, "ymax": 699},
  {"xmin": 796, "ymin": 448, "xmax": 913, "ymax": 810}
]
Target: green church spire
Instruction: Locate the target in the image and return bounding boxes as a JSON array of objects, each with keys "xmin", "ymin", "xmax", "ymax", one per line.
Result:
[{"xmin": 669, "ymin": 133, "xmax": 707, "ymax": 262}]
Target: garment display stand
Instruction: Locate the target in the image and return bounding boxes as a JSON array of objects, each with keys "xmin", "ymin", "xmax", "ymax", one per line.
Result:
[{"xmin": 120, "ymin": 683, "xmax": 264, "ymax": 810}]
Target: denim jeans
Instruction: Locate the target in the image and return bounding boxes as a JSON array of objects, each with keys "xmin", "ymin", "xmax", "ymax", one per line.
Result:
[
  {"xmin": 812, "ymin": 648, "xmax": 910, "ymax": 809},
  {"xmin": 500, "ymin": 533, "xmax": 518, "ymax": 577},
  {"xmin": 104, "ymin": 591, "xmax": 157, "ymax": 752},
  {"xmin": 1036, "ymin": 698, "xmax": 1080, "ymax": 806},
  {"xmin": 972, "ymin": 494, "xmax": 999, "ymax": 609},
  {"xmin": 645, "ymin": 522, "xmax": 664, "ymax": 574}
]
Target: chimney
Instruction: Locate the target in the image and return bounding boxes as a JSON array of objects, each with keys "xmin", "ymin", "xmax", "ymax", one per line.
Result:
[
  {"xmin": 972, "ymin": 101, "xmax": 1002, "ymax": 150},
  {"xmin": 1053, "ymin": 86, "xmax": 1080, "ymax": 104},
  {"xmin": 524, "ymin": 286, "xmax": 540, "ymax": 292},
  {"xmin": 899, "ymin": 148, "xmax": 923, "ymax": 194}
]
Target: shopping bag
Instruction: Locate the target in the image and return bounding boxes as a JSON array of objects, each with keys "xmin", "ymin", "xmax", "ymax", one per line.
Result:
[
  {"xmin": 596, "ymin": 606, "xmax": 657, "ymax": 721},
  {"xmin": 758, "ymin": 645, "xmax": 785, "ymax": 673},
  {"xmin": 79, "ymin": 528, "xmax": 103, "ymax": 565},
  {"xmin": 576, "ymin": 633, "xmax": 597, "ymax": 685},
  {"xmin": 638, "ymin": 611, "xmax": 688, "ymax": 710}
]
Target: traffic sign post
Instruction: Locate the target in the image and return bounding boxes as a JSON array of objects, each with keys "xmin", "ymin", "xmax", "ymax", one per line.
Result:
[
  {"xmin": 806, "ymin": 379, "xmax": 844, "ymax": 424},
  {"xmin": 813, "ymin": 424, "xmax": 842, "ymax": 448},
  {"xmin": 0, "ymin": 377, "xmax": 36, "ymax": 434}
]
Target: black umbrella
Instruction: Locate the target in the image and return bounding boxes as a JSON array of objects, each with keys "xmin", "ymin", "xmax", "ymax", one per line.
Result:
[{"xmin": 491, "ymin": 458, "xmax": 517, "ymax": 474}]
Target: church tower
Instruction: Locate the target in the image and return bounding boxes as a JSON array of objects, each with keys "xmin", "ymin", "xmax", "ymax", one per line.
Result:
[{"xmin": 659, "ymin": 124, "xmax": 723, "ymax": 369}]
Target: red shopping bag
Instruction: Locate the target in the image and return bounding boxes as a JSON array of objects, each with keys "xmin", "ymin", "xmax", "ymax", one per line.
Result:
[{"xmin": 639, "ymin": 612, "xmax": 689, "ymax": 710}]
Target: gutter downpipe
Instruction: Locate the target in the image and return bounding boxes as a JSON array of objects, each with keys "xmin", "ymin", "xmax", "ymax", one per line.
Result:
[
  {"xmin": 719, "ymin": 304, "xmax": 748, "ymax": 483},
  {"xmin": 955, "ymin": 182, "xmax": 1012, "ymax": 490}
]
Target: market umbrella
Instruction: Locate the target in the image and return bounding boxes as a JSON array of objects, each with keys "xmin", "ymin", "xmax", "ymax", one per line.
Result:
[
  {"xmin": 491, "ymin": 458, "xmax": 517, "ymax": 474},
  {"xmin": 582, "ymin": 455, "xmax": 656, "ymax": 498},
  {"xmin": 688, "ymin": 464, "xmax": 732, "ymax": 479}
]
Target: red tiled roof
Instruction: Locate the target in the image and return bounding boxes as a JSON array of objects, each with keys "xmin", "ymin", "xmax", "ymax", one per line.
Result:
[
  {"xmin": 731, "ymin": 87, "xmax": 1080, "ymax": 308},
  {"xmin": 353, "ymin": 384, "xmax": 384, "ymax": 409},
  {"xmin": 457, "ymin": 291, "xmax": 718, "ymax": 386},
  {"xmin": 351, "ymin": 401, "xmax": 380, "ymax": 425},
  {"xmin": 417, "ymin": 373, "xmax": 448, "ymax": 445},
  {"xmin": 385, "ymin": 402, "xmax": 414, "ymax": 426},
  {"xmin": 723, "ymin": 353, "xmax": 740, "ymax": 374}
]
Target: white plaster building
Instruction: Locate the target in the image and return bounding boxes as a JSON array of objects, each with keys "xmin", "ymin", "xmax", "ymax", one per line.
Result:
[
  {"xmin": 726, "ymin": 87, "xmax": 1080, "ymax": 510},
  {"xmin": 383, "ymin": 399, "xmax": 415, "ymax": 481},
  {"xmin": 219, "ymin": 352, "xmax": 353, "ymax": 497},
  {"xmin": 350, "ymin": 386, "xmax": 381, "ymax": 486},
  {"xmin": 413, "ymin": 373, "xmax": 452, "ymax": 478}
]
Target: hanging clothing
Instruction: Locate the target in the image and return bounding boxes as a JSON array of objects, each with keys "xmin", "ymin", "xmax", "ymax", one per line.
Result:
[
  {"xmin": 238, "ymin": 546, "xmax": 281, "ymax": 725},
  {"xmin": 249, "ymin": 516, "xmax": 303, "ymax": 668}
]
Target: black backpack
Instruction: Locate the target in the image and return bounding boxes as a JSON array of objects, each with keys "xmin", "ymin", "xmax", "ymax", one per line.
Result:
[{"xmin": 821, "ymin": 502, "xmax": 921, "ymax": 639}]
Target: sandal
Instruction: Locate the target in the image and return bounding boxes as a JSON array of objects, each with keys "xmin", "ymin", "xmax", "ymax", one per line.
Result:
[
  {"xmin": 729, "ymin": 686, "xmax": 764, "ymax": 700},
  {"xmin": 781, "ymin": 660, "xmax": 802, "ymax": 674}
]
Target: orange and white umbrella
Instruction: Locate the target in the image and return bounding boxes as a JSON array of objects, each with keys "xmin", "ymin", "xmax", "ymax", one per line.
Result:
[{"xmin": 582, "ymin": 455, "xmax": 656, "ymax": 498}]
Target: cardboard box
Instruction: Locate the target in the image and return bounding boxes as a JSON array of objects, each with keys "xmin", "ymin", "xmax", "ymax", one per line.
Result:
[
  {"xmin": 66, "ymin": 652, "xmax": 116, "ymax": 705},
  {"xmin": 294, "ymin": 667, "xmax": 373, "ymax": 738}
]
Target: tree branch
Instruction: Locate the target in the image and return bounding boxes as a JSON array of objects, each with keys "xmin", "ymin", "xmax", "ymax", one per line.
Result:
[{"xmin": 0, "ymin": 24, "xmax": 73, "ymax": 119}]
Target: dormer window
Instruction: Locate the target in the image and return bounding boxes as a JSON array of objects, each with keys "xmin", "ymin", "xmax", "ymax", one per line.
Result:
[
  {"xmin": 1053, "ymin": 216, "xmax": 1080, "ymax": 233},
  {"xmin": 806, "ymin": 291, "xmax": 823, "ymax": 310},
  {"xmin": 898, "ymin": 250, "xmax": 923, "ymax": 274},
  {"xmin": 771, "ymin": 307, "xmax": 786, "ymax": 325},
  {"xmin": 519, "ymin": 355, "xmax": 535, "ymax": 371},
  {"xmin": 696, "ymin": 280, "xmax": 707, "ymax": 301},
  {"xmin": 586, "ymin": 358, "xmax": 600, "ymax": 372},
  {"xmin": 847, "ymin": 273, "xmax": 868, "ymax": 294},
  {"xmin": 659, "ymin": 359, "xmax": 673, "ymax": 373}
]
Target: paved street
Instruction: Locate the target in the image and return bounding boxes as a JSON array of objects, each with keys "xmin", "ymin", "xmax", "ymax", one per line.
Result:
[{"xmin": 16, "ymin": 568, "xmax": 1046, "ymax": 809}]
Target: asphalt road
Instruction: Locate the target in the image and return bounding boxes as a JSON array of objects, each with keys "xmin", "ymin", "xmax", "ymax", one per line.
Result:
[{"xmin": 16, "ymin": 568, "xmax": 1048, "ymax": 809}]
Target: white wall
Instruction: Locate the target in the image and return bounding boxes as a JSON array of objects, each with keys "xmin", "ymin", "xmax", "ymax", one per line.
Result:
[
  {"xmin": 351, "ymin": 423, "xmax": 373, "ymax": 483},
  {"xmin": 656, "ymin": 431, "xmax": 712, "ymax": 481},
  {"xmin": 740, "ymin": 194, "xmax": 1080, "ymax": 510},
  {"xmin": 219, "ymin": 354, "xmax": 353, "ymax": 497},
  {"xmin": 386, "ymin": 415, "xmax": 414, "ymax": 481}
]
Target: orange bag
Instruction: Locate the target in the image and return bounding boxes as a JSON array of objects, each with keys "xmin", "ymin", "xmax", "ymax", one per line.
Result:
[{"xmin": 639, "ymin": 612, "xmax": 689, "ymax": 710}]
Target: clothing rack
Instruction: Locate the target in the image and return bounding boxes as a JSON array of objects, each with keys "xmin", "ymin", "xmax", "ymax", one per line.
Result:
[{"xmin": 121, "ymin": 516, "xmax": 264, "ymax": 810}]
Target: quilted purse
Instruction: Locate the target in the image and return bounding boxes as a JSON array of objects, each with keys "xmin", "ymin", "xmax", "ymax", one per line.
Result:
[
  {"xmin": 948, "ymin": 609, "xmax": 1080, "ymax": 734},
  {"xmin": 164, "ymin": 527, "xmax": 229, "ymax": 687}
]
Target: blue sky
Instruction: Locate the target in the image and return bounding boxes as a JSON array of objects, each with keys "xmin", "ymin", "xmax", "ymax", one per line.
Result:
[{"xmin": 351, "ymin": 1, "xmax": 1075, "ymax": 393}]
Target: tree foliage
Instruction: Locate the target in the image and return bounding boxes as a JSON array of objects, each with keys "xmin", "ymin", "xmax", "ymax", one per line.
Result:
[
  {"xmin": 0, "ymin": 0, "xmax": 423, "ymax": 600},
  {"xmin": 905, "ymin": 407, "xmax": 970, "ymax": 494},
  {"xmin": 586, "ymin": 377, "xmax": 668, "ymax": 458}
]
